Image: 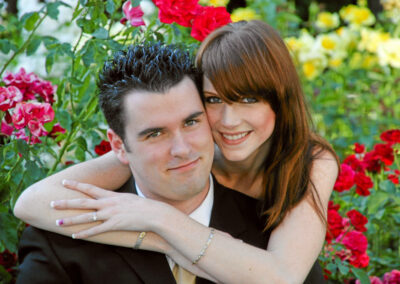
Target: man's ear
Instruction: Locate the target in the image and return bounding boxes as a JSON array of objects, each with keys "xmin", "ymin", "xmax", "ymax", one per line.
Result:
[{"xmin": 107, "ymin": 129, "xmax": 129, "ymax": 165}]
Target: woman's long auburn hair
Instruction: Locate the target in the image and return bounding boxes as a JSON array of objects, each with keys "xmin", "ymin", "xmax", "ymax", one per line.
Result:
[{"xmin": 196, "ymin": 20, "xmax": 339, "ymax": 231}]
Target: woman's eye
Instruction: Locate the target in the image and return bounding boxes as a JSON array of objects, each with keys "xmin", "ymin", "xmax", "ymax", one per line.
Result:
[
  {"xmin": 240, "ymin": 97, "xmax": 258, "ymax": 104},
  {"xmin": 185, "ymin": 119, "xmax": 198, "ymax": 127},
  {"xmin": 205, "ymin": 96, "xmax": 222, "ymax": 104}
]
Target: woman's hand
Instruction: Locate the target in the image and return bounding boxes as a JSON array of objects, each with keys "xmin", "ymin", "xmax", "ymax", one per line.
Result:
[{"xmin": 51, "ymin": 180, "xmax": 165, "ymax": 239}]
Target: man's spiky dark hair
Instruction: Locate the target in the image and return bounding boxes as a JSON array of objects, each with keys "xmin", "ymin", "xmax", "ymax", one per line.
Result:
[{"xmin": 98, "ymin": 42, "xmax": 201, "ymax": 140}]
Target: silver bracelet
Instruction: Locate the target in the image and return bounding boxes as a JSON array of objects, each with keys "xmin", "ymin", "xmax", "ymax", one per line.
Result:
[
  {"xmin": 133, "ymin": 232, "xmax": 147, "ymax": 249},
  {"xmin": 192, "ymin": 228, "xmax": 215, "ymax": 265}
]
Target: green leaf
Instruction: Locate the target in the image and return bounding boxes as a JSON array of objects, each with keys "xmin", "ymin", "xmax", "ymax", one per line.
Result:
[
  {"xmin": 336, "ymin": 260, "xmax": 349, "ymax": 275},
  {"xmin": 75, "ymin": 136, "xmax": 88, "ymax": 151},
  {"xmin": 24, "ymin": 12, "xmax": 40, "ymax": 31},
  {"xmin": 79, "ymin": 0, "xmax": 88, "ymax": 5},
  {"xmin": 367, "ymin": 191, "xmax": 388, "ymax": 214},
  {"xmin": 0, "ymin": 265, "xmax": 12, "ymax": 283},
  {"xmin": 16, "ymin": 139, "xmax": 29, "ymax": 158},
  {"xmin": 82, "ymin": 41, "xmax": 95, "ymax": 67},
  {"xmin": 106, "ymin": 0, "xmax": 115, "ymax": 14},
  {"xmin": 352, "ymin": 268, "xmax": 370, "ymax": 284},
  {"xmin": 45, "ymin": 52, "xmax": 55, "ymax": 74},
  {"xmin": 92, "ymin": 27, "xmax": 108, "ymax": 39},
  {"xmin": 379, "ymin": 180, "xmax": 396, "ymax": 194},
  {"xmin": 47, "ymin": 2, "xmax": 62, "ymax": 20},
  {"xmin": 26, "ymin": 37, "xmax": 41, "ymax": 56},
  {"xmin": 69, "ymin": 77, "xmax": 84, "ymax": 86},
  {"xmin": 0, "ymin": 39, "xmax": 11, "ymax": 54},
  {"xmin": 0, "ymin": 213, "xmax": 19, "ymax": 253}
]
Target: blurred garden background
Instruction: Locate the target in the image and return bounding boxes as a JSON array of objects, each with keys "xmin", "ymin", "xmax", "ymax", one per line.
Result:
[{"xmin": 0, "ymin": 0, "xmax": 399, "ymax": 283}]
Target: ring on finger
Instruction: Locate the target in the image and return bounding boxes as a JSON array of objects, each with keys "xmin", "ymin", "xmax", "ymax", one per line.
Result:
[{"xmin": 91, "ymin": 212, "xmax": 98, "ymax": 222}]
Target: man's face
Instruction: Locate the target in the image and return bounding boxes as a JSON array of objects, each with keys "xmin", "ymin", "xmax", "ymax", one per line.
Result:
[{"xmin": 115, "ymin": 77, "xmax": 214, "ymax": 208}]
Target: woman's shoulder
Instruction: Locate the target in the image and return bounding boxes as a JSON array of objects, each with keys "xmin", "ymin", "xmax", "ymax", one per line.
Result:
[{"xmin": 309, "ymin": 149, "xmax": 339, "ymax": 203}]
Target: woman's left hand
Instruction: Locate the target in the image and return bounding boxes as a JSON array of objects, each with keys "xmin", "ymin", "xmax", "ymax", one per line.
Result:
[{"xmin": 51, "ymin": 180, "xmax": 164, "ymax": 239}]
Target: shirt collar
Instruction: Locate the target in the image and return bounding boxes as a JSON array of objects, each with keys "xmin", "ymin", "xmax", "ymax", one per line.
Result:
[{"xmin": 135, "ymin": 174, "xmax": 214, "ymax": 226}]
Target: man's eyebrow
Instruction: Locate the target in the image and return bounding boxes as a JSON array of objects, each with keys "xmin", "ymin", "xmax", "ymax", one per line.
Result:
[
  {"xmin": 185, "ymin": 111, "xmax": 205, "ymax": 121},
  {"xmin": 137, "ymin": 127, "xmax": 165, "ymax": 138}
]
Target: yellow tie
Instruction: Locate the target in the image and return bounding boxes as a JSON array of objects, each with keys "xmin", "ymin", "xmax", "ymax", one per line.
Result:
[{"xmin": 172, "ymin": 264, "xmax": 196, "ymax": 284}]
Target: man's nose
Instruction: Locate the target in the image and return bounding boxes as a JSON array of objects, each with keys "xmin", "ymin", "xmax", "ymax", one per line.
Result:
[
  {"xmin": 220, "ymin": 104, "xmax": 240, "ymax": 128},
  {"xmin": 170, "ymin": 133, "xmax": 191, "ymax": 157}
]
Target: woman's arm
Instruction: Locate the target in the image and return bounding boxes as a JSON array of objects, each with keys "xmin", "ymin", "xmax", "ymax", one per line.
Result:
[
  {"xmin": 154, "ymin": 152, "xmax": 338, "ymax": 284},
  {"xmin": 52, "ymin": 151, "xmax": 338, "ymax": 284}
]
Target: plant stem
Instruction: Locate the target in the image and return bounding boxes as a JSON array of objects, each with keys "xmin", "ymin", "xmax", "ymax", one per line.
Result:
[{"xmin": 0, "ymin": 10, "xmax": 48, "ymax": 77}]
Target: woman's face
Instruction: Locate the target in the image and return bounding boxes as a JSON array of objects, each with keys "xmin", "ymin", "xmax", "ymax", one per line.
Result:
[{"xmin": 203, "ymin": 77, "xmax": 276, "ymax": 162}]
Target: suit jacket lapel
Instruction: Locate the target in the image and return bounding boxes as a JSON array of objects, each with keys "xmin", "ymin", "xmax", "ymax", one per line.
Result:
[{"xmin": 114, "ymin": 177, "xmax": 176, "ymax": 284}]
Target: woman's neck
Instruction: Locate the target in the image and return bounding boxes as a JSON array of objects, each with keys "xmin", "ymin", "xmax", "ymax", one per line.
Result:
[{"xmin": 211, "ymin": 141, "xmax": 271, "ymax": 199}]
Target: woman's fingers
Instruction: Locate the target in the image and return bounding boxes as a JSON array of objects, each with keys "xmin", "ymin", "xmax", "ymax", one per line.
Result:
[
  {"xmin": 62, "ymin": 179, "xmax": 116, "ymax": 199},
  {"xmin": 56, "ymin": 211, "xmax": 104, "ymax": 227},
  {"xmin": 50, "ymin": 198, "xmax": 102, "ymax": 210},
  {"xmin": 71, "ymin": 222, "xmax": 112, "ymax": 239}
]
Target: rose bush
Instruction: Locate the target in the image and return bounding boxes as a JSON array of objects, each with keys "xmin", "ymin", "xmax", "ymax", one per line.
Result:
[{"xmin": 0, "ymin": 0, "xmax": 399, "ymax": 283}]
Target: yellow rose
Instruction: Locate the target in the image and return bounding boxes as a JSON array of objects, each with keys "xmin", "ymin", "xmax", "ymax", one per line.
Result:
[
  {"xmin": 231, "ymin": 7, "xmax": 261, "ymax": 22},
  {"xmin": 377, "ymin": 38, "xmax": 400, "ymax": 68},
  {"xmin": 358, "ymin": 28, "xmax": 390, "ymax": 53},
  {"xmin": 315, "ymin": 12, "xmax": 340, "ymax": 30}
]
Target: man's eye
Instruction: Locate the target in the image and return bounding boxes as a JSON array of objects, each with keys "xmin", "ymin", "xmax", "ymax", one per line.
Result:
[
  {"xmin": 205, "ymin": 96, "xmax": 222, "ymax": 104},
  {"xmin": 147, "ymin": 131, "xmax": 161, "ymax": 139},
  {"xmin": 185, "ymin": 119, "xmax": 198, "ymax": 127},
  {"xmin": 240, "ymin": 97, "xmax": 258, "ymax": 104}
]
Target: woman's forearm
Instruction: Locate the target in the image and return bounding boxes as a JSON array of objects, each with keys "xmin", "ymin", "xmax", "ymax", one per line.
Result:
[{"xmin": 13, "ymin": 151, "xmax": 131, "ymax": 229}]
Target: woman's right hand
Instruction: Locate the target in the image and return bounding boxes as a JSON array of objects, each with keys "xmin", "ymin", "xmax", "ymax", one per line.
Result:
[{"xmin": 51, "ymin": 180, "xmax": 169, "ymax": 239}]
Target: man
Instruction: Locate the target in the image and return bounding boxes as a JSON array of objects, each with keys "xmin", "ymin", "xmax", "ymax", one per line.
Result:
[{"xmin": 16, "ymin": 42, "xmax": 268, "ymax": 283}]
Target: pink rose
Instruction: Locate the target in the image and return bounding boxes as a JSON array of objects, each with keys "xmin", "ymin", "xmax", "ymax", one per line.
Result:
[
  {"xmin": 121, "ymin": 1, "xmax": 145, "ymax": 27},
  {"xmin": 383, "ymin": 269, "xmax": 400, "ymax": 284},
  {"xmin": 191, "ymin": 6, "xmax": 232, "ymax": 41},
  {"xmin": 12, "ymin": 102, "xmax": 55, "ymax": 131},
  {"xmin": 1, "ymin": 120, "xmax": 14, "ymax": 136},
  {"xmin": 356, "ymin": 276, "xmax": 383, "ymax": 284},
  {"xmin": 0, "ymin": 86, "xmax": 23, "ymax": 111}
]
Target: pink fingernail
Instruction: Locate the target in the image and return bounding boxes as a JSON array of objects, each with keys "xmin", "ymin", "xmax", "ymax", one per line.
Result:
[{"xmin": 56, "ymin": 219, "xmax": 64, "ymax": 226}]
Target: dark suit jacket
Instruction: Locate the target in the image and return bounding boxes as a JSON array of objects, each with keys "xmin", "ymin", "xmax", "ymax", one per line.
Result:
[{"xmin": 17, "ymin": 177, "xmax": 324, "ymax": 283}]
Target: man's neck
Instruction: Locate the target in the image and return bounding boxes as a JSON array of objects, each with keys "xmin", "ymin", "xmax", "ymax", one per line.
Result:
[{"xmin": 135, "ymin": 176, "xmax": 212, "ymax": 215}]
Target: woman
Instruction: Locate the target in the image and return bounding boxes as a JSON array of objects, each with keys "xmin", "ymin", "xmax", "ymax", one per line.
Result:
[{"xmin": 14, "ymin": 20, "xmax": 339, "ymax": 283}]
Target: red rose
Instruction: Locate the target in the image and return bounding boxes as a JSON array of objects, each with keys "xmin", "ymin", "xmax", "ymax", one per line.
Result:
[
  {"xmin": 0, "ymin": 86, "xmax": 23, "ymax": 111},
  {"xmin": 334, "ymin": 164, "xmax": 355, "ymax": 192},
  {"xmin": 344, "ymin": 154, "xmax": 366, "ymax": 172},
  {"xmin": 349, "ymin": 251, "xmax": 369, "ymax": 268},
  {"xmin": 341, "ymin": 230, "xmax": 368, "ymax": 253},
  {"xmin": 363, "ymin": 151, "xmax": 382, "ymax": 173},
  {"xmin": 354, "ymin": 171, "xmax": 373, "ymax": 196},
  {"xmin": 383, "ymin": 269, "xmax": 400, "ymax": 284},
  {"xmin": 380, "ymin": 129, "xmax": 400, "ymax": 145},
  {"xmin": 388, "ymin": 174, "xmax": 399, "ymax": 185},
  {"xmin": 154, "ymin": 0, "xmax": 200, "ymax": 27},
  {"xmin": 0, "ymin": 250, "xmax": 17, "ymax": 269},
  {"xmin": 374, "ymin": 143, "xmax": 394, "ymax": 166},
  {"xmin": 95, "ymin": 140, "xmax": 112, "ymax": 155},
  {"xmin": 354, "ymin": 142, "xmax": 365, "ymax": 154},
  {"xmin": 346, "ymin": 209, "xmax": 368, "ymax": 232},
  {"xmin": 326, "ymin": 209, "xmax": 344, "ymax": 242},
  {"xmin": 48, "ymin": 122, "xmax": 66, "ymax": 139},
  {"xmin": 328, "ymin": 200, "xmax": 340, "ymax": 211},
  {"xmin": 191, "ymin": 6, "xmax": 231, "ymax": 41}
]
